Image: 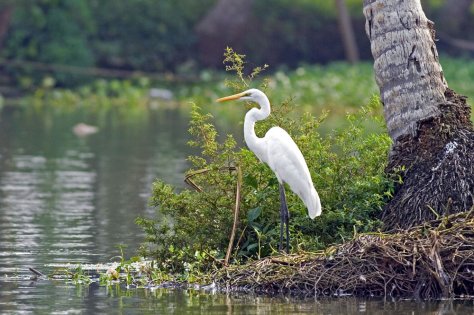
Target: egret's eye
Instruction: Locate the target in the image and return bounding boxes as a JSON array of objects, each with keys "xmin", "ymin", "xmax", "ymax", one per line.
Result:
[{"xmin": 244, "ymin": 93, "xmax": 251, "ymax": 97}]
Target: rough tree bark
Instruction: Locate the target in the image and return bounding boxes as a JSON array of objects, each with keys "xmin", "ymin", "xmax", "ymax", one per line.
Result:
[
  {"xmin": 363, "ymin": 0, "xmax": 474, "ymax": 230},
  {"xmin": 195, "ymin": 0, "xmax": 254, "ymax": 67}
]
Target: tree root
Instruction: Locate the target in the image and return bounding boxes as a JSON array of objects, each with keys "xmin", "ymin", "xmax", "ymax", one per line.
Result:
[{"xmin": 383, "ymin": 88, "xmax": 474, "ymax": 230}]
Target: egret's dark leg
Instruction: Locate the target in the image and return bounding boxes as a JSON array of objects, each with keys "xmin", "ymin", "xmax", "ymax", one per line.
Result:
[{"xmin": 278, "ymin": 183, "xmax": 290, "ymax": 254}]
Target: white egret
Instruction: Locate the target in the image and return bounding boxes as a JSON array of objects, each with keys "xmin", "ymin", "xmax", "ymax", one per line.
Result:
[{"xmin": 217, "ymin": 88, "xmax": 321, "ymax": 253}]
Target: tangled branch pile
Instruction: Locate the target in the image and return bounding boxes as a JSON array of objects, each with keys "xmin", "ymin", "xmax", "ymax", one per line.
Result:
[{"xmin": 215, "ymin": 210, "xmax": 474, "ymax": 299}]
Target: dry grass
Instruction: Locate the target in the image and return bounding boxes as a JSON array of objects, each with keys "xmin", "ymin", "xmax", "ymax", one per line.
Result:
[{"xmin": 215, "ymin": 209, "xmax": 474, "ymax": 299}]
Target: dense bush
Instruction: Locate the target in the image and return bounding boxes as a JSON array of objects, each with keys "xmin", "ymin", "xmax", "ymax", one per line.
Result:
[
  {"xmin": 136, "ymin": 50, "xmax": 393, "ymax": 272},
  {"xmin": 2, "ymin": 0, "xmax": 213, "ymax": 86},
  {"xmin": 88, "ymin": 0, "xmax": 213, "ymax": 72},
  {"xmin": 3, "ymin": 1, "xmax": 95, "ymax": 86}
]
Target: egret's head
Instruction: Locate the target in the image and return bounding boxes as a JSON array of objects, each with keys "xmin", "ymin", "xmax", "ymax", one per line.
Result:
[{"xmin": 216, "ymin": 88, "xmax": 265, "ymax": 104}]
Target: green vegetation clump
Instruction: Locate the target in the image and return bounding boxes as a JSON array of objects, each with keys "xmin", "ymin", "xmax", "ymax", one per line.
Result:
[
  {"xmin": 136, "ymin": 50, "xmax": 393, "ymax": 273},
  {"xmin": 27, "ymin": 78, "xmax": 152, "ymax": 110}
]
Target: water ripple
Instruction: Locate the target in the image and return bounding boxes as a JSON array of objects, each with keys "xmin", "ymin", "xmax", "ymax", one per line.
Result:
[{"xmin": 0, "ymin": 154, "xmax": 97, "ymax": 278}]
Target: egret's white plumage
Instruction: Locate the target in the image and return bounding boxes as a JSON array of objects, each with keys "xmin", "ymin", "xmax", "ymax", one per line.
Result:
[
  {"xmin": 263, "ymin": 127, "xmax": 321, "ymax": 219},
  {"xmin": 217, "ymin": 88, "xmax": 321, "ymax": 252}
]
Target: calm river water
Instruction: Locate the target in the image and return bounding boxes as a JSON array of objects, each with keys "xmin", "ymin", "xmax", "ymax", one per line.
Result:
[{"xmin": 0, "ymin": 104, "xmax": 473, "ymax": 314}]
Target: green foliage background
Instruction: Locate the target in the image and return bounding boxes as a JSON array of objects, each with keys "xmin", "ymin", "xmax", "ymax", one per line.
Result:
[
  {"xmin": 0, "ymin": 0, "xmax": 459, "ymax": 87},
  {"xmin": 3, "ymin": 1, "xmax": 94, "ymax": 86},
  {"xmin": 88, "ymin": 0, "xmax": 213, "ymax": 71},
  {"xmin": 2, "ymin": 0, "xmax": 213, "ymax": 86}
]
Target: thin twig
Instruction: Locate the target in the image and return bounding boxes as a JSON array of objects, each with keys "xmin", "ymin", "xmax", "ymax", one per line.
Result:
[
  {"xmin": 184, "ymin": 166, "xmax": 237, "ymax": 192},
  {"xmin": 225, "ymin": 166, "xmax": 242, "ymax": 266},
  {"xmin": 29, "ymin": 267, "xmax": 45, "ymax": 277}
]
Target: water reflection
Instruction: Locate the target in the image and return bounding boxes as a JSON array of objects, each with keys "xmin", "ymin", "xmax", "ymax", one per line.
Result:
[
  {"xmin": 1, "ymin": 281, "xmax": 473, "ymax": 315},
  {"xmin": 0, "ymin": 105, "xmax": 191, "ymax": 278}
]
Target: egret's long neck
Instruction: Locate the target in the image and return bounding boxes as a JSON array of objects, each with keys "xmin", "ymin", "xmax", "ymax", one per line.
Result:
[{"xmin": 244, "ymin": 96, "xmax": 271, "ymax": 160}]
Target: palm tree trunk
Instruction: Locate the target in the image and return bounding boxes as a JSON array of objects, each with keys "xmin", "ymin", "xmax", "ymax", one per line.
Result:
[
  {"xmin": 364, "ymin": 0, "xmax": 447, "ymax": 140},
  {"xmin": 363, "ymin": 0, "xmax": 474, "ymax": 230}
]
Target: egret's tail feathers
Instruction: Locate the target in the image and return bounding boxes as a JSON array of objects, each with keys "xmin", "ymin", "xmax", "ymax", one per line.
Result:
[{"xmin": 306, "ymin": 187, "xmax": 321, "ymax": 219}]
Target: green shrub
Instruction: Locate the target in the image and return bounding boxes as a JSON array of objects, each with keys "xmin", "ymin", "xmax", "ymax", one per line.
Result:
[{"xmin": 136, "ymin": 50, "xmax": 392, "ymax": 272}]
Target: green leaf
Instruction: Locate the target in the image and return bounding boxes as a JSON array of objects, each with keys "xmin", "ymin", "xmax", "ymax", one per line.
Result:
[
  {"xmin": 247, "ymin": 207, "xmax": 262, "ymax": 222},
  {"xmin": 244, "ymin": 174, "xmax": 259, "ymax": 189},
  {"xmin": 246, "ymin": 243, "xmax": 258, "ymax": 251}
]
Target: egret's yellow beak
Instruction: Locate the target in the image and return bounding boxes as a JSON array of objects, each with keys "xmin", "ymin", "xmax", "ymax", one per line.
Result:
[{"xmin": 216, "ymin": 92, "xmax": 246, "ymax": 103}]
